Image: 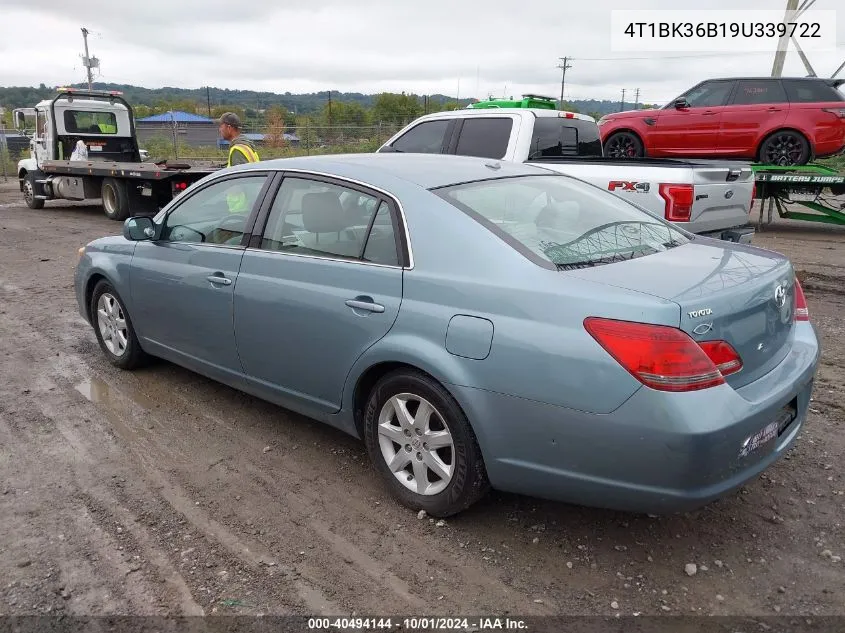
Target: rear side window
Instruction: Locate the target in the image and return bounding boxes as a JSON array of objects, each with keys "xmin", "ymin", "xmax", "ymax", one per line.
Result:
[
  {"xmin": 732, "ymin": 80, "xmax": 788, "ymax": 104},
  {"xmin": 529, "ymin": 118, "xmax": 602, "ymax": 158},
  {"xmin": 454, "ymin": 118, "xmax": 513, "ymax": 159},
  {"xmin": 434, "ymin": 175, "xmax": 689, "ymax": 270},
  {"xmin": 389, "ymin": 120, "xmax": 450, "ymax": 153},
  {"xmin": 783, "ymin": 80, "xmax": 845, "ymax": 103}
]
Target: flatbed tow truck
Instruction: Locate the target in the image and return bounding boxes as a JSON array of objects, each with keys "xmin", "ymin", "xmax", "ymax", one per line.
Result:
[
  {"xmin": 751, "ymin": 162, "xmax": 845, "ymax": 229},
  {"xmin": 13, "ymin": 88, "xmax": 221, "ymax": 220}
]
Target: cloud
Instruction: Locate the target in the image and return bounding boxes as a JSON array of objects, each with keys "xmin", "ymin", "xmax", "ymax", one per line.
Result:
[{"xmin": 1, "ymin": 0, "xmax": 843, "ymax": 105}]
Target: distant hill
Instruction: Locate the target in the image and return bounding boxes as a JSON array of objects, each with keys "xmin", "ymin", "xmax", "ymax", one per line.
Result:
[{"xmin": 0, "ymin": 82, "xmax": 659, "ymax": 118}]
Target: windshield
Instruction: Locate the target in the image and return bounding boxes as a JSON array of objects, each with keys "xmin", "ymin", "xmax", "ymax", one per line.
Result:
[{"xmin": 433, "ymin": 175, "xmax": 690, "ymax": 269}]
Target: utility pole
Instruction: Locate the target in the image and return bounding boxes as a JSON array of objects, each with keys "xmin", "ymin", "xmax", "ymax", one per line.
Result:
[
  {"xmin": 80, "ymin": 27, "xmax": 99, "ymax": 90},
  {"xmin": 633, "ymin": 88, "xmax": 640, "ymax": 110},
  {"xmin": 557, "ymin": 57, "xmax": 572, "ymax": 108},
  {"xmin": 206, "ymin": 86, "xmax": 212, "ymax": 118},
  {"xmin": 771, "ymin": 0, "xmax": 800, "ymax": 77},
  {"xmin": 0, "ymin": 114, "xmax": 9, "ymax": 182},
  {"xmin": 327, "ymin": 90, "xmax": 332, "ymax": 125},
  {"xmin": 620, "ymin": 88, "xmax": 626, "ymax": 112}
]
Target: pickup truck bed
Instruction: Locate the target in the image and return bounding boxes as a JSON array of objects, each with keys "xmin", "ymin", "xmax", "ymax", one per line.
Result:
[
  {"xmin": 529, "ymin": 156, "xmax": 755, "ymax": 240},
  {"xmin": 378, "ymin": 108, "xmax": 756, "ymax": 243}
]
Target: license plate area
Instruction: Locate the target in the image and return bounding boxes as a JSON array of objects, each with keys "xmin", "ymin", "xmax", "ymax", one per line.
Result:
[
  {"xmin": 777, "ymin": 397, "xmax": 798, "ymax": 437},
  {"xmin": 738, "ymin": 398, "xmax": 798, "ymax": 459}
]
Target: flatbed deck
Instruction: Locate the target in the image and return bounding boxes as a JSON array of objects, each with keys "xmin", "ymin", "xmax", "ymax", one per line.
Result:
[{"xmin": 40, "ymin": 159, "xmax": 221, "ymax": 180}]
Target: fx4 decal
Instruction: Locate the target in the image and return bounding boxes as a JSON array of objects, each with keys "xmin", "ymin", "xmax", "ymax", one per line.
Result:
[{"xmin": 608, "ymin": 180, "xmax": 650, "ymax": 193}]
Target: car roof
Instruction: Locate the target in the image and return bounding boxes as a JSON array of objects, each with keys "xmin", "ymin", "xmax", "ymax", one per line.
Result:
[
  {"xmin": 410, "ymin": 107, "xmax": 594, "ymax": 121},
  {"xmin": 227, "ymin": 152, "xmax": 555, "ymax": 190},
  {"xmin": 707, "ymin": 76, "xmax": 844, "ymax": 85}
]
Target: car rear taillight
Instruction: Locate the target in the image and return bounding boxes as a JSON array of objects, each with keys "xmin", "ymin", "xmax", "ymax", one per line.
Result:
[
  {"xmin": 584, "ymin": 317, "xmax": 728, "ymax": 392},
  {"xmin": 698, "ymin": 340, "xmax": 743, "ymax": 376},
  {"xmin": 659, "ymin": 183, "xmax": 694, "ymax": 222},
  {"xmin": 794, "ymin": 277, "xmax": 809, "ymax": 321},
  {"xmin": 822, "ymin": 108, "xmax": 845, "ymax": 118}
]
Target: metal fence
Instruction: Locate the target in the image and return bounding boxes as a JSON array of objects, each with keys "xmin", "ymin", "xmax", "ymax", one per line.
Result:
[{"xmin": 135, "ymin": 123, "xmax": 408, "ymax": 160}]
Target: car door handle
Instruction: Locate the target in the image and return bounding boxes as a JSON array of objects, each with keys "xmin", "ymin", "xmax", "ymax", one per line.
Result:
[
  {"xmin": 702, "ymin": 110, "xmax": 718, "ymax": 115},
  {"xmin": 207, "ymin": 274, "xmax": 232, "ymax": 286},
  {"xmin": 345, "ymin": 299, "xmax": 385, "ymax": 313}
]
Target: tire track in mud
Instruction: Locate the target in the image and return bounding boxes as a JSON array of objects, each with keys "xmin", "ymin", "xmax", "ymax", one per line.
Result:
[{"xmin": 1, "ymin": 285, "xmax": 551, "ymax": 615}]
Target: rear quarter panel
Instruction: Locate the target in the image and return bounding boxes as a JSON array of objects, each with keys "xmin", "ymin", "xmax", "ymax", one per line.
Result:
[{"xmin": 343, "ymin": 189, "xmax": 680, "ymax": 424}]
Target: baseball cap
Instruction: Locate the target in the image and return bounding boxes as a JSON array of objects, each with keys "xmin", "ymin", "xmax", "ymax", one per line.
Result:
[{"xmin": 219, "ymin": 112, "xmax": 241, "ymax": 129}]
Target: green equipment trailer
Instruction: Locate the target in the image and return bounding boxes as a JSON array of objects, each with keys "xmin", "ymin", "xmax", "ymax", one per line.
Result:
[
  {"xmin": 751, "ymin": 162, "xmax": 845, "ymax": 229},
  {"xmin": 467, "ymin": 94, "xmax": 560, "ymax": 110}
]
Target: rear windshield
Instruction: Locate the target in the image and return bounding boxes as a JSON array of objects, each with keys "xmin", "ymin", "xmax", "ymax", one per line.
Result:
[
  {"xmin": 529, "ymin": 118, "xmax": 602, "ymax": 158},
  {"xmin": 434, "ymin": 175, "xmax": 689, "ymax": 270},
  {"xmin": 63, "ymin": 110, "xmax": 118, "ymax": 134}
]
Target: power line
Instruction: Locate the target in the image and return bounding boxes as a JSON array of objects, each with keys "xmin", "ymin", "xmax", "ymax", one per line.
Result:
[{"xmin": 572, "ymin": 51, "xmax": 775, "ymax": 62}]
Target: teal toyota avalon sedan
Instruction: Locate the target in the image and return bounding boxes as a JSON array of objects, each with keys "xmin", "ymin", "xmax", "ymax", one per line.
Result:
[{"xmin": 74, "ymin": 153, "xmax": 820, "ymax": 517}]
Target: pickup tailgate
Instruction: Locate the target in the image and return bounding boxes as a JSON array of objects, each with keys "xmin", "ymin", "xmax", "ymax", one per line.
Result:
[
  {"xmin": 527, "ymin": 158, "xmax": 754, "ymax": 236},
  {"xmin": 686, "ymin": 162, "xmax": 755, "ymax": 234}
]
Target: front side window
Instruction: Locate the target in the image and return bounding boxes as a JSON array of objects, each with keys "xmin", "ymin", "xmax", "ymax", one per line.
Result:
[
  {"xmin": 388, "ymin": 120, "xmax": 450, "ymax": 153},
  {"xmin": 434, "ymin": 175, "xmax": 689, "ymax": 270},
  {"xmin": 161, "ymin": 175, "xmax": 268, "ymax": 245},
  {"xmin": 677, "ymin": 81, "xmax": 735, "ymax": 108},
  {"xmin": 260, "ymin": 177, "xmax": 399, "ymax": 264},
  {"xmin": 63, "ymin": 110, "xmax": 119, "ymax": 134}
]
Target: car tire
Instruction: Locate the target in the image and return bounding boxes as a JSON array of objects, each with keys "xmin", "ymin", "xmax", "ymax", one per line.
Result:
[
  {"xmin": 23, "ymin": 172, "xmax": 45, "ymax": 209},
  {"xmin": 604, "ymin": 131, "xmax": 645, "ymax": 158},
  {"xmin": 90, "ymin": 280, "xmax": 148, "ymax": 370},
  {"xmin": 758, "ymin": 130, "xmax": 811, "ymax": 166},
  {"xmin": 363, "ymin": 369, "xmax": 490, "ymax": 517},
  {"xmin": 102, "ymin": 178, "xmax": 131, "ymax": 221}
]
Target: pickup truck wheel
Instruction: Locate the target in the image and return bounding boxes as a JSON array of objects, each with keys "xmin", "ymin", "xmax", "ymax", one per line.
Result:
[
  {"xmin": 102, "ymin": 178, "xmax": 130, "ymax": 221},
  {"xmin": 758, "ymin": 131, "xmax": 810, "ymax": 166},
  {"xmin": 604, "ymin": 132, "xmax": 644, "ymax": 158},
  {"xmin": 23, "ymin": 173, "xmax": 45, "ymax": 210}
]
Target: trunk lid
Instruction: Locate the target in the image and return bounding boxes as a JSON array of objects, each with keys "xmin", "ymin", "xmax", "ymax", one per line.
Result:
[{"xmin": 570, "ymin": 240, "xmax": 796, "ymax": 389}]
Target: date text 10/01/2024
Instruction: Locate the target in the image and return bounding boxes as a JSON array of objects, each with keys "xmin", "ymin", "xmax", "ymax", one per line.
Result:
[
  {"xmin": 307, "ymin": 617, "xmax": 529, "ymax": 630},
  {"xmin": 622, "ymin": 21, "xmax": 821, "ymax": 39}
]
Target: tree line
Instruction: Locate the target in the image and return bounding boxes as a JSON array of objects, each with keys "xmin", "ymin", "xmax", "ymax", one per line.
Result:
[{"xmin": 1, "ymin": 82, "xmax": 661, "ymax": 129}]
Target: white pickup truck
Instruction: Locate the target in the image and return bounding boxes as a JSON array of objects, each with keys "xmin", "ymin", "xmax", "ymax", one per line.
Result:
[{"xmin": 378, "ymin": 107, "xmax": 756, "ymax": 243}]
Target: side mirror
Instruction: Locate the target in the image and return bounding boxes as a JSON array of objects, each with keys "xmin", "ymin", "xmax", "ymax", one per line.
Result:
[
  {"xmin": 123, "ymin": 216, "xmax": 156, "ymax": 241},
  {"xmin": 13, "ymin": 111, "xmax": 26, "ymax": 132},
  {"xmin": 673, "ymin": 98, "xmax": 689, "ymax": 109}
]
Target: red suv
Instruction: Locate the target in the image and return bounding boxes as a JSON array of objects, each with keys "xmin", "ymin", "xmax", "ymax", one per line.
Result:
[{"xmin": 598, "ymin": 77, "xmax": 845, "ymax": 165}]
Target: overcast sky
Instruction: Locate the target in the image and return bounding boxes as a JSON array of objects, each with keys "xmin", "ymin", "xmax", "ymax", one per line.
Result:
[{"xmin": 1, "ymin": 0, "xmax": 843, "ymax": 105}]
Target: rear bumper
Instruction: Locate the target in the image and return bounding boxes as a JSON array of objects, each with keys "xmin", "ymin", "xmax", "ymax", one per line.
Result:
[
  {"xmin": 700, "ymin": 224, "xmax": 755, "ymax": 244},
  {"xmin": 451, "ymin": 322, "xmax": 820, "ymax": 514}
]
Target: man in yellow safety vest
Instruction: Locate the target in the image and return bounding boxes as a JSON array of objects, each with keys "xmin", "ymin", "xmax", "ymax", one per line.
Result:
[{"xmin": 218, "ymin": 112, "xmax": 260, "ymax": 168}]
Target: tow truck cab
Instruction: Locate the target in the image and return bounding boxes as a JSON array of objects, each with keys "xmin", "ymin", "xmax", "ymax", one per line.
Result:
[{"xmin": 14, "ymin": 88, "xmax": 140, "ymax": 165}]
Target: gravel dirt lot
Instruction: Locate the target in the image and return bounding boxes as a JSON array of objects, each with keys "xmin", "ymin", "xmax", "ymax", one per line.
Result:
[{"xmin": 0, "ymin": 178, "xmax": 843, "ymax": 622}]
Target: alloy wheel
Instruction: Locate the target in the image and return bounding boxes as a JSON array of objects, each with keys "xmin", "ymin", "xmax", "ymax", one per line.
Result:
[
  {"xmin": 96, "ymin": 292, "xmax": 129, "ymax": 357},
  {"xmin": 377, "ymin": 393, "xmax": 455, "ymax": 496}
]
